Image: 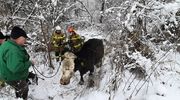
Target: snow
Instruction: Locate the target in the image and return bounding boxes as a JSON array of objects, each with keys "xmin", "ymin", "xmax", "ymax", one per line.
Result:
[
  {"xmin": 1, "ymin": 28, "xmax": 180, "ymax": 100},
  {"xmin": 51, "ymin": 0, "xmax": 58, "ymax": 6},
  {"xmin": 1, "ymin": 1, "xmax": 180, "ymax": 100},
  {"xmin": 78, "ymin": 91, "xmax": 109, "ymax": 100}
]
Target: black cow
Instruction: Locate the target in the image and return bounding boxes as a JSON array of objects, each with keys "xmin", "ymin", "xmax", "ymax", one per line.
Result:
[{"xmin": 60, "ymin": 38, "xmax": 104, "ymax": 86}]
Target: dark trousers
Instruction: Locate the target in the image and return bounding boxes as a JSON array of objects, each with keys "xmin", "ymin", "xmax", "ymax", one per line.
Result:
[{"xmin": 7, "ymin": 80, "xmax": 29, "ymax": 100}]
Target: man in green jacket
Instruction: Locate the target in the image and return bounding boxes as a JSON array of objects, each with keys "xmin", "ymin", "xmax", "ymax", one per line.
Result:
[{"xmin": 0, "ymin": 26, "xmax": 33, "ymax": 100}]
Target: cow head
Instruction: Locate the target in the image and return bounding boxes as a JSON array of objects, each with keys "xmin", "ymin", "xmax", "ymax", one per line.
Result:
[{"xmin": 60, "ymin": 52, "xmax": 77, "ymax": 85}]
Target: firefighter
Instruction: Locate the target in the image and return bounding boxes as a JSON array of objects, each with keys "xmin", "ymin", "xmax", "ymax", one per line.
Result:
[
  {"xmin": 51, "ymin": 26, "xmax": 66, "ymax": 61},
  {"xmin": 67, "ymin": 26, "xmax": 85, "ymax": 53}
]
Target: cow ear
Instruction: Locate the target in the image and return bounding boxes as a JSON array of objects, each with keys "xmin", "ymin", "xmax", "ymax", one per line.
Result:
[
  {"xmin": 72, "ymin": 54, "xmax": 77, "ymax": 59},
  {"xmin": 62, "ymin": 55, "xmax": 65, "ymax": 59},
  {"xmin": 69, "ymin": 52, "xmax": 76, "ymax": 59},
  {"xmin": 63, "ymin": 52, "xmax": 70, "ymax": 58}
]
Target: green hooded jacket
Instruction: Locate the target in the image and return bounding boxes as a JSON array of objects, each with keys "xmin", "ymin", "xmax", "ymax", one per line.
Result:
[{"xmin": 0, "ymin": 40, "xmax": 31, "ymax": 81}]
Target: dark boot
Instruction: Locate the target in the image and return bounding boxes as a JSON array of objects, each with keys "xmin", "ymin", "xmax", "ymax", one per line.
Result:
[{"xmin": 7, "ymin": 80, "xmax": 29, "ymax": 100}]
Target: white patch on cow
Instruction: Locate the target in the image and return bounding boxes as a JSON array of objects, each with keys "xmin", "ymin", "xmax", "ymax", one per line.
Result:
[{"xmin": 60, "ymin": 52, "xmax": 76, "ymax": 85}]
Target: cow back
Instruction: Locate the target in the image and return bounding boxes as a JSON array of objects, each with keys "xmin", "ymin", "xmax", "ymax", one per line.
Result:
[{"xmin": 76, "ymin": 38, "xmax": 104, "ymax": 65}]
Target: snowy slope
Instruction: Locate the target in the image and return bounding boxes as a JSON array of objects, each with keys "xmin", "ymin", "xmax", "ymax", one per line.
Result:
[
  {"xmin": 1, "ymin": 28, "xmax": 180, "ymax": 100},
  {"xmin": 1, "ymin": 1, "xmax": 180, "ymax": 100}
]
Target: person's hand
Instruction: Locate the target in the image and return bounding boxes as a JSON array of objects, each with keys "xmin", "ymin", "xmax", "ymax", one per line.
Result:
[{"xmin": 28, "ymin": 72, "xmax": 38, "ymax": 85}]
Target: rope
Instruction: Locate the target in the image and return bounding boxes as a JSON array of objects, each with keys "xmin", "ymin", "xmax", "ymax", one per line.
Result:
[{"xmin": 32, "ymin": 61, "xmax": 61, "ymax": 78}]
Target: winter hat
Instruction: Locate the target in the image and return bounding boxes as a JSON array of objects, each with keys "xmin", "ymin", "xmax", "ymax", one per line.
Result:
[
  {"xmin": 0, "ymin": 31, "xmax": 6, "ymax": 39},
  {"xmin": 10, "ymin": 26, "xmax": 28, "ymax": 39}
]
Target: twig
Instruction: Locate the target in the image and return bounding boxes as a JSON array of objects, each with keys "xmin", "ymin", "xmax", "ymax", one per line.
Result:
[
  {"xmin": 22, "ymin": 0, "xmax": 41, "ymax": 26},
  {"xmin": 76, "ymin": 0, "xmax": 93, "ymax": 23},
  {"xmin": 134, "ymin": 50, "xmax": 171, "ymax": 96}
]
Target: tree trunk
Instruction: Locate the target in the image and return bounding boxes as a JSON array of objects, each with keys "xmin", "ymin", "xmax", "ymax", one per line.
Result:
[{"xmin": 40, "ymin": 20, "xmax": 54, "ymax": 69}]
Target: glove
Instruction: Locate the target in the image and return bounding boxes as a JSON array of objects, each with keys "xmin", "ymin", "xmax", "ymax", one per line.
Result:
[{"xmin": 28, "ymin": 72, "xmax": 38, "ymax": 85}]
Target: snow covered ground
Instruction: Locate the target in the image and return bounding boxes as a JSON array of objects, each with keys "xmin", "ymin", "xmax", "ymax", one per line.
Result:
[
  {"xmin": 1, "ymin": 0, "xmax": 180, "ymax": 99},
  {"xmin": 1, "ymin": 28, "xmax": 180, "ymax": 100}
]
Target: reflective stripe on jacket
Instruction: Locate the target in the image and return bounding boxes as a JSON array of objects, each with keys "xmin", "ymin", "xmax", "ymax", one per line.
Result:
[
  {"xmin": 51, "ymin": 33, "xmax": 66, "ymax": 48},
  {"xmin": 69, "ymin": 34, "xmax": 84, "ymax": 52}
]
